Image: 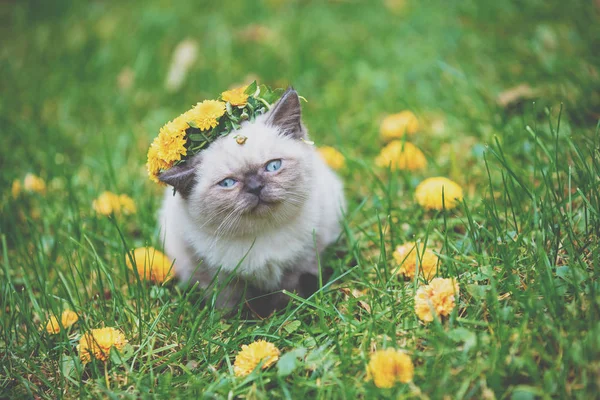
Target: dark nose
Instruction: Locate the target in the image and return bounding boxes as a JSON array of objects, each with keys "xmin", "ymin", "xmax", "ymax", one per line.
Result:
[{"xmin": 245, "ymin": 175, "xmax": 264, "ymax": 196}]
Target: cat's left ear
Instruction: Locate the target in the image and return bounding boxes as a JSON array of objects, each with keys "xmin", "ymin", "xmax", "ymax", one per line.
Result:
[
  {"xmin": 265, "ymin": 87, "xmax": 305, "ymax": 139},
  {"xmin": 158, "ymin": 155, "xmax": 200, "ymax": 198}
]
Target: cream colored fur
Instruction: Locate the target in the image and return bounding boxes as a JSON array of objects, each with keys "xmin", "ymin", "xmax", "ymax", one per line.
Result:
[{"xmin": 158, "ymin": 112, "xmax": 345, "ymax": 298}]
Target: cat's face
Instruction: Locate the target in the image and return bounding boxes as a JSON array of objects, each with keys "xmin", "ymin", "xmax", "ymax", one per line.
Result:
[
  {"xmin": 160, "ymin": 89, "xmax": 314, "ymax": 236},
  {"xmin": 188, "ymin": 119, "xmax": 312, "ymax": 234}
]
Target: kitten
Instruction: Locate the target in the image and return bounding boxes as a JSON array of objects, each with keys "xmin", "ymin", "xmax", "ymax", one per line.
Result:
[{"xmin": 158, "ymin": 88, "xmax": 345, "ymax": 316}]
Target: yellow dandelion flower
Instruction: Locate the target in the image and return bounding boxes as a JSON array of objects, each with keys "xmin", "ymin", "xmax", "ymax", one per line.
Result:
[
  {"xmin": 145, "ymin": 115, "xmax": 189, "ymax": 183},
  {"xmin": 92, "ymin": 192, "xmax": 137, "ymax": 216},
  {"xmin": 46, "ymin": 316, "xmax": 61, "ymax": 334},
  {"xmin": 126, "ymin": 247, "xmax": 173, "ymax": 283},
  {"xmin": 185, "ymin": 100, "xmax": 226, "ymax": 131},
  {"xmin": 92, "ymin": 192, "xmax": 120, "ymax": 215},
  {"xmin": 393, "ymin": 242, "xmax": 438, "ymax": 280},
  {"xmin": 61, "ymin": 310, "xmax": 79, "ymax": 327},
  {"xmin": 366, "ymin": 348, "xmax": 414, "ymax": 388},
  {"xmin": 45, "ymin": 310, "xmax": 79, "ymax": 334},
  {"xmin": 78, "ymin": 327, "xmax": 128, "ymax": 363},
  {"xmin": 146, "ymin": 143, "xmax": 172, "ymax": 184},
  {"xmin": 23, "ymin": 173, "xmax": 46, "ymax": 194},
  {"xmin": 156, "ymin": 133, "xmax": 187, "ymax": 164},
  {"xmin": 380, "ymin": 111, "xmax": 419, "ymax": 141},
  {"xmin": 12, "ymin": 180, "xmax": 22, "ymax": 198},
  {"xmin": 414, "ymin": 277, "xmax": 460, "ymax": 322},
  {"xmin": 375, "ymin": 141, "xmax": 427, "ymax": 171},
  {"xmin": 415, "ymin": 177, "xmax": 464, "ymax": 210},
  {"xmin": 156, "ymin": 118, "xmax": 188, "ymax": 162},
  {"xmin": 222, "ymin": 85, "xmax": 249, "ymax": 106},
  {"xmin": 233, "ymin": 340, "xmax": 280, "ymax": 377},
  {"xmin": 318, "ymin": 146, "xmax": 346, "ymax": 170},
  {"xmin": 170, "ymin": 114, "xmax": 191, "ymax": 133},
  {"xmin": 118, "ymin": 194, "xmax": 137, "ymax": 214}
]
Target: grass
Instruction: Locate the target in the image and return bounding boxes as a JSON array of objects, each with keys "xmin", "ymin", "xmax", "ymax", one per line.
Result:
[{"xmin": 1, "ymin": 0, "xmax": 600, "ymax": 398}]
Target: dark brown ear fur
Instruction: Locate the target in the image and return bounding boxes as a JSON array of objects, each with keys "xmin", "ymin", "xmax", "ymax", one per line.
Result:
[
  {"xmin": 265, "ymin": 87, "xmax": 306, "ymax": 139},
  {"xmin": 158, "ymin": 155, "xmax": 201, "ymax": 197}
]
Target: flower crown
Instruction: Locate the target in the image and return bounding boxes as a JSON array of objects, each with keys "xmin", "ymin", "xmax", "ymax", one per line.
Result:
[{"xmin": 146, "ymin": 81, "xmax": 285, "ymax": 184}]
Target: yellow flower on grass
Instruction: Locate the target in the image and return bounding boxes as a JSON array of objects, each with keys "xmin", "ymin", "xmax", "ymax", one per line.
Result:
[
  {"xmin": 185, "ymin": 99, "xmax": 226, "ymax": 131},
  {"xmin": 126, "ymin": 247, "xmax": 173, "ymax": 283},
  {"xmin": 367, "ymin": 348, "xmax": 414, "ymax": 388},
  {"xmin": 93, "ymin": 192, "xmax": 119, "ymax": 215},
  {"xmin": 233, "ymin": 340, "xmax": 280, "ymax": 377},
  {"xmin": 23, "ymin": 173, "xmax": 46, "ymax": 194},
  {"xmin": 414, "ymin": 277, "xmax": 460, "ymax": 322},
  {"xmin": 415, "ymin": 177, "xmax": 464, "ymax": 210},
  {"xmin": 11, "ymin": 180, "xmax": 22, "ymax": 198},
  {"xmin": 118, "ymin": 194, "xmax": 137, "ymax": 214},
  {"xmin": 45, "ymin": 317, "xmax": 61, "ymax": 334},
  {"xmin": 78, "ymin": 327, "xmax": 128, "ymax": 363},
  {"xmin": 222, "ymin": 86, "xmax": 249, "ymax": 106},
  {"xmin": 375, "ymin": 141, "xmax": 427, "ymax": 171},
  {"xmin": 45, "ymin": 310, "xmax": 79, "ymax": 334},
  {"xmin": 93, "ymin": 192, "xmax": 137, "ymax": 216},
  {"xmin": 318, "ymin": 146, "xmax": 345, "ymax": 170},
  {"xmin": 380, "ymin": 111, "xmax": 419, "ymax": 141},
  {"xmin": 393, "ymin": 242, "xmax": 438, "ymax": 280}
]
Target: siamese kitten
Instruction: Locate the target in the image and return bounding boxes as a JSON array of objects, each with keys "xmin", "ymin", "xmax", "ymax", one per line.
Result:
[{"xmin": 158, "ymin": 89, "xmax": 345, "ymax": 316}]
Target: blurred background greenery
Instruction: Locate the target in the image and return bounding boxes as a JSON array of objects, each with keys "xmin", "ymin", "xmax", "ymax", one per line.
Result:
[
  {"xmin": 1, "ymin": 0, "xmax": 598, "ymax": 187},
  {"xmin": 2, "ymin": 0, "xmax": 600, "ymax": 398}
]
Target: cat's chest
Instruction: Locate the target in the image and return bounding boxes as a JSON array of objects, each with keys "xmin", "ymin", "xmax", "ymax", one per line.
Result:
[{"xmin": 192, "ymin": 224, "xmax": 311, "ymax": 286}]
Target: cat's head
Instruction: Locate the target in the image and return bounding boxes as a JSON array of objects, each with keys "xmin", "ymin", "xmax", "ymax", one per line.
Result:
[{"xmin": 159, "ymin": 88, "xmax": 314, "ymax": 235}]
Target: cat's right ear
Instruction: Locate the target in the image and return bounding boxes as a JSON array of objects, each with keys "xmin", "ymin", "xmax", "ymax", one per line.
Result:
[
  {"xmin": 158, "ymin": 157, "xmax": 200, "ymax": 198},
  {"xmin": 265, "ymin": 87, "xmax": 306, "ymax": 139}
]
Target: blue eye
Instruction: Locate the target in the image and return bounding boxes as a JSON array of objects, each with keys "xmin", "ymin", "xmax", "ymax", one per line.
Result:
[
  {"xmin": 218, "ymin": 178, "xmax": 237, "ymax": 188},
  {"xmin": 265, "ymin": 159, "xmax": 282, "ymax": 172}
]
